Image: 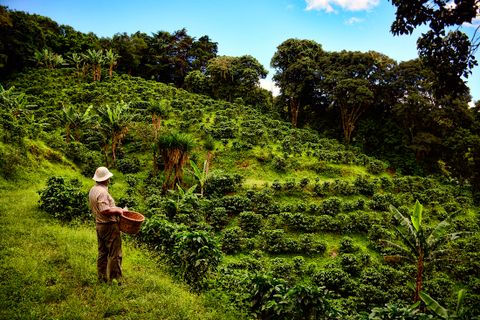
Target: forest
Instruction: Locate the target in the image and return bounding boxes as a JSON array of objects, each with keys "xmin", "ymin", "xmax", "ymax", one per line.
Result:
[{"xmin": 1, "ymin": 3, "xmax": 480, "ymax": 319}]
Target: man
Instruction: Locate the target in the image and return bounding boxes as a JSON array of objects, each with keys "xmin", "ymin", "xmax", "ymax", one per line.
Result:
[{"xmin": 88, "ymin": 166, "xmax": 124, "ymax": 284}]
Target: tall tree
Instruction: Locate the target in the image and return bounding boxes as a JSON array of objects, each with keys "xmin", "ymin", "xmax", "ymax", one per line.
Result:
[
  {"xmin": 206, "ymin": 55, "xmax": 268, "ymax": 104},
  {"xmin": 271, "ymin": 39, "xmax": 325, "ymax": 128},
  {"xmin": 323, "ymin": 50, "xmax": 397, "ymax": 143},
  {"xmin": 333, "ymin": 78, "xmax": 374, "ymax": 144},
  {"xmin": 390, "ymin": 0, "xmax": 478, "ymax": 98}
]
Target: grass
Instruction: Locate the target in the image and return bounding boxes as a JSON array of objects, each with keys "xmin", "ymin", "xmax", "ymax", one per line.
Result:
[{"xmin": 0, "ymin": 173, "xmax": 236, "ymax": 319}]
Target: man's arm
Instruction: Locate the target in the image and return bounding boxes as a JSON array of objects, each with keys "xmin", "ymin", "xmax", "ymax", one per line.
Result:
[{"xmin": 100, "ymin": 207, "xmax": 124, "ymax": 216}]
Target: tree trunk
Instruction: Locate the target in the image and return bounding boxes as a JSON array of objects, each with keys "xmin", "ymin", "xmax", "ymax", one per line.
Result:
[
  {"xmin": 66, "ymin": 125, "xmax": 71, "ymax": 144},
  {"xmin": 290, "ymin": 98, "xmax": 299, "ymax": 128},
  {"xmin": 414, "ymin": 252, "xmax": 424, "ymax": 303}
]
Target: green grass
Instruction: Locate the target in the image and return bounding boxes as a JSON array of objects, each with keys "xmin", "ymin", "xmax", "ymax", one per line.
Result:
[{"xmin": 0, "ymin": 174, "xmax": 236, "ymax": 319}]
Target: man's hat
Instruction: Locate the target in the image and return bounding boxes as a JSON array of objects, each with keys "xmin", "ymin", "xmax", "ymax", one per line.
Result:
[{"xmin": 92, "ymin": 167, "xmax": 113, "ymax": 182}]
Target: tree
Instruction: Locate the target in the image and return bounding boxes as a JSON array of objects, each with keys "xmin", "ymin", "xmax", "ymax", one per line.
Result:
[
  {"xmin": 190, "ymin": 160, "xmax": 207, "ymax": 196},
  {"xmin": 206, "ymin": 55, "xmax": 268, "ymax": 104},
  {"xmin": 157, "ymin": 132, "xmax": 195, "ymax": 190},
  {"xmin": 323, "ymin": 50, "xmax": 397, "ymax": 143},
  {"xmin": 148, "ymin": 99, "xmax": 169, "ymax": 173},
  {"xmin": 34, "ymin": 48, "xmax": 64, "ymax": 69},
  {"xmin": 271, "ymin": 39, "xmax": 325, "ymax": 128},
  {"xmin": 110, "ymin": 31, "xmax": 148, "ymax": 76},
  {"xmin": 382, "ymin": 201, "xmax": 462, "ymax": 303},
  {"xmin": 58, "ymin": 104, "xmax": 92, "ymax": 143},
  {"xmin": 390, "ymin": 0, "xmax": 478, "ymax": 98},
  {"xmin": 104, "ymin": 48, "xmax": 120, "ymax": 79},
  {"xmin": 67, "ymin": 52, "xmax": 83, "ymax": 77},
  {"xmin": 82, "ymin": 49, "xmax": 104, "ymax": 81},
  {"xmin": 333, "ymin": 78, "xmax": 373, "ymax": 144},
  {"xmin": 94, "ymin": 102, "xmax": 132, "ymax": 166}
]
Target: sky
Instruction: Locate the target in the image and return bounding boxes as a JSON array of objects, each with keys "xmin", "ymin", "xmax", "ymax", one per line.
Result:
[{"xmin": 3, "ymin": 0, "xmax": 479, "ymax": 101}]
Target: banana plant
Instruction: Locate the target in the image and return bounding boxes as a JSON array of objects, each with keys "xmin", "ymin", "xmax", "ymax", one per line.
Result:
[
  {"xmin": 94, "ymin": 102, "xmax": 131, "ymax": 166},
  {"xmin": 190, "ymin": 159, "xmax": 207, "ymax": 196},
  {"xmin": 420, "ymin": 289, "xmax": 466, "ymax": 319},
  {"xmin": 382, "ymin": 200, "xmax": 463, "ymax": 303},
  {"xmin": 105, "ymin": 49, "xmax": 120, "ymax": 79},
  {"xmin": 167, "ymin": 183, "xmax": 198, "ymax": 216}
]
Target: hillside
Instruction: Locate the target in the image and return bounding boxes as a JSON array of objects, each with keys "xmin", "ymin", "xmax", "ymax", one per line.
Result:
[
  {"xmin": 0, "ymin": 166, "xmax": 238, "ymax": 319},
  {"xmin": 2, "ymin": 68, "xmax": 480, "ymax": 319}
]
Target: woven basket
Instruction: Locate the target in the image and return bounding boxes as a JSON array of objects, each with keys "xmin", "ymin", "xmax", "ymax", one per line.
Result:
[{"xmin": 119, "ymin": 211, "xmax": 145, "ymax": 235}]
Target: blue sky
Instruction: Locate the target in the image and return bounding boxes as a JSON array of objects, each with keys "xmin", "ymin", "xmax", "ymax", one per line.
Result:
[{"xmin": 4, "ymin": 0, "xmax": 479, "ymax": 101}]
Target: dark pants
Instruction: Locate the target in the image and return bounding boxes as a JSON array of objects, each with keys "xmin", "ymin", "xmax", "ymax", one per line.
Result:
[{"xmin": 96, "ymin": 222, "xmax": 122, "ymax": 283}]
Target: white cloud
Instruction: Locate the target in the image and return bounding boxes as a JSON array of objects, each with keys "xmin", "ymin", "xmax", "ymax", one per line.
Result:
[
  {"xmin": 305, "ymin": 0, "xmax": 380, "ymax": 13},
  {"xmin": 345, "ymin": 17, "xmax": 364, "ymax": 25},
  {"xmin": 259, "ymin": 78, "xmax": 280, "ymax": 97}
]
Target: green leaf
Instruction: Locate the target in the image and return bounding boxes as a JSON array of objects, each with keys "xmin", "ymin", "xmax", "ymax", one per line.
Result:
[
  {"xmin": 411, "ymin": 200, "xmax": 423, "ymax": 232},
  {"xmin": 419, "ymin": 291, "xmax": 448, "ymax": 319},
  {"xmin": 456, "ymin": 289, "xmax": 466, "ymax": 316}
]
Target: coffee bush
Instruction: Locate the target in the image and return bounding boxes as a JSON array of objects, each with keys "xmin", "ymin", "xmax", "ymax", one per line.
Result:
[{"xmin": 38, "ymin": 176, "xmax": 89, "ymax": 222}]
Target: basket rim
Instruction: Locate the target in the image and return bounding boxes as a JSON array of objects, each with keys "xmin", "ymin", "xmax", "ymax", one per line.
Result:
[{"xmin": 121, "ymin": 211, "xmax": 145, "ymax": 221}]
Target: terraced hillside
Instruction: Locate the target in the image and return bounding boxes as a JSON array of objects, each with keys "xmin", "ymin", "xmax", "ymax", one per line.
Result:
[{"xmin": 3, "ymin": 68, "xmax": 479, "ymax": 318}]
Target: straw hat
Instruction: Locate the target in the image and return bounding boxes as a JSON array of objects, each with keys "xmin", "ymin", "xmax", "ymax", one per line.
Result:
[{"xmin": 92, "ymin": 167, "xmax": 113, "ymax": 182}]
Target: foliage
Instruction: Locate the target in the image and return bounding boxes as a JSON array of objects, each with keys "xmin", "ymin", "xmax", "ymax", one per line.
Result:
[
  {"xmin": 37, "ymin": 176, "xmax": 89, "ymax": 221},
  {"xmin": 157, "ymin": 132, "xmax": 195, "ymax": 189},
  {"xmin": 368, "ymin": 302, "xmax": 427, "ymax": 320},
  {"xmin": 382, "ymin": 201, "xmax": 463, "ymax": 302},
  {"xmin": 204, "ymin": 171, "xmax": 243, "ymax": 196},
  {"xmin": 172, "ymin": 230, "xmax": 222, "ymax": 288}
]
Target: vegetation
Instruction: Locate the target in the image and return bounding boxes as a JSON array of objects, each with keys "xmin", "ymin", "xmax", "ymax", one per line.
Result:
[{"xmin": 1, "ymin": 5, "xmax": 480, "ymax": 319}]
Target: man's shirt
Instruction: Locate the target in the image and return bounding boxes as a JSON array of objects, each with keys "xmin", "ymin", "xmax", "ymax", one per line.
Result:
[{"xmin": 88, "ymin": 183, "xmax": 118, "ymax": 224}]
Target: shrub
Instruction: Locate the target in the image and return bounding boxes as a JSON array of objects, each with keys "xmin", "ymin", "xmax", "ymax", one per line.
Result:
[
  {"xmin": 270, "ymin": 257, "xmax": 295, "ymax": 281},
  {"xmin": 321, "ymin": 197, "xmax": 342, "ymax": 216},
  {"xmin": 272, "ymin": 156, "xmax": 288, "ymax": 173},
  {"xmin": 248, "ymin": 190, "xmax": 280, "ymax": 216},
  {"xmin": 220, "ymin": 195, "xmax": 251, "ymax": 215},
  {"xmin": 340, "ymin": 253, "xmax": 363, "ymax": 276},
  {"xmin": 0, "ymin": 143, "xmax": 25, "ymax": 179},
  {"xmin": 317, "ymin": 215, "xmax": 339, "ymax": 232},
  {"xmin": 367, "ymin": 159, "xmax": 385, "ymax": 174},
  {"xmin": 138, "ymin": 217, "xmax": 187, "ymax": 254},
  {"xmin": 298, "ymin": 234, "xmax": 327, "ymax": 255},
  {"xmin": 339, "ymin": 236, "xmax": 358, "ymax": 253},
  {"xmin": 172, "ymin": 230, "xmax": 222, "ymax": 288},
  {"xmin": 209, "ymin": 206, "xmax": 229, "ymax": 231},
  {"xmin": 271, "ymin": 180, "xmax": 282, "ymax": 191},
  {"xmin": 221, "ymin": 227, "xmax": 243, "ymax": 254},
  {"xmin": 369, "ymin": 303, "xmax": 429, "ymax": 319},
  {"xmin": 261, "ymin": 229, "xmax": 290, "ymax": 254},
  {"xmin": 370, "ymin": 193, "xmax": 396, "ymax": 211},
  {"xmin": 354, "ymin": 175, "xmax": 377, "ymax": 196},
  {"xmin": 38, "ymin": 176, "xmax": 89, "ymax": 221},
  {"xmin": 205, "ymin": 171, "xmax": 243, "ymax": 196},
  {"xmin": 313, "ymin": 181, "xmax": 331, "ymax": 197},
  {"xmin": 239, "ymin": 211, "xmax": 263, "ymax": 237},
  {"xmin": 277, "ymin": 283, "xmax": 338, "ymax": 320},
  {"xmin": 299, "ymin": 178, "xmax": 309, "ymax": 189},
  {"xmin": 116, "ymin": 156, "xmax": 141, "ymax": 174},
  {"xmin": 332, "ymin": 179, "xmax": 356, "ymax": 196},
  {"xmin": 282, "ymin": 212, "xmax": 317, "ymax": 232},
  {"xmin": 311, "ymin": 267, "xmax": 353, "ymax": 296}
]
